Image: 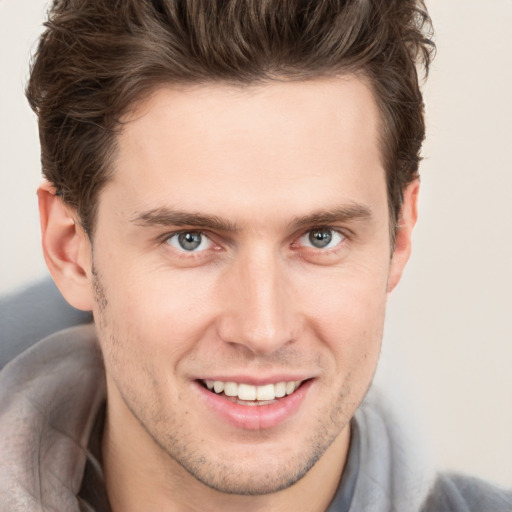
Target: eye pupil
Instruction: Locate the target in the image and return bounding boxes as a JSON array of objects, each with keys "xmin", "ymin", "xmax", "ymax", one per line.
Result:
[
  {"xmin": 178, "ymin": 232, "xmax": 202, "ymax": 251},
  {"xmin": 309, "ymin": 229, "xmax": 332, "ymax": 248}
]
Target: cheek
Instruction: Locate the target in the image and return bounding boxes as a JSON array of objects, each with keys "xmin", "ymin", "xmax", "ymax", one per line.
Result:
[
  {"xmin": 297, "ymin": 262, "xmax": 388, "ymax": 367},
  {"xmin": 94, "ymin": 262, "xmax": 219, "ymax": 361}
]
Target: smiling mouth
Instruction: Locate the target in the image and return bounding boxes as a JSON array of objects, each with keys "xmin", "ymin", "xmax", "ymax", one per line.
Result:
[{"xmin": 200, "ymin": 379, "xmax": 305, "ymax": 405}]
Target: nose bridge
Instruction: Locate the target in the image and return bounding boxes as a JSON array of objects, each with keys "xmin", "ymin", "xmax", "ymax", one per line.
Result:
[{"xmin": 219, "ymin": 246, "xmax": 296, "ymax": 355}]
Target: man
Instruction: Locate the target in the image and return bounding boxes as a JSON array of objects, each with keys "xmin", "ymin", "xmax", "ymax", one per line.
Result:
[{"xmin": 0, "ymin": 0, "xmax": 510, "ymax": 510}]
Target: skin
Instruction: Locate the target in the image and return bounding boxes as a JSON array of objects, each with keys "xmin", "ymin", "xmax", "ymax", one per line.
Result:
[{"xmin": 39, "ymin": 76, "xmax": 418, "ymax": 512}]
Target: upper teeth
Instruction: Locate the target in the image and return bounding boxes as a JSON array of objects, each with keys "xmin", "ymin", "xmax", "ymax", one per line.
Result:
[{"xmin": 204, "ymin": 380, "xmax": 302, "ymax": 401}]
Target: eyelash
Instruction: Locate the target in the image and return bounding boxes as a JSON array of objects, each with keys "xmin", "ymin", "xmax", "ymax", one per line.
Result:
[
  {"xmin": 161, "ymin": 226, "xmax": 348, "ymax": 256},
  {"xmin": 294, "ymin": 227, "xmax": 346, "ymax": 251},
  {"xmin": 165, "ymin": 230, "xmax": 213, "ymax": 252}
]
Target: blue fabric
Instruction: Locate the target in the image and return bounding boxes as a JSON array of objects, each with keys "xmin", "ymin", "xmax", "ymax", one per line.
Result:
[
  {"xmin": 1, "ymin": 282, "xmax": 511, "ymax": 511},
  {"xmin": 0, "ymin": 277, "xmax": 92, "ymax": 369}
]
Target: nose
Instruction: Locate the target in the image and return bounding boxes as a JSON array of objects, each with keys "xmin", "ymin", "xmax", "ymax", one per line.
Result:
[{"xmin": 217, "ymin": 249, "xmax": 300, "ymax": 356}]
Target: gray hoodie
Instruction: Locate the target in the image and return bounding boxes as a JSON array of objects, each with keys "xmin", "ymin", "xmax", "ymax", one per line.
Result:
[{"xmin": 0, "ymin": 325, "xmax": 510, "ymax": 511}]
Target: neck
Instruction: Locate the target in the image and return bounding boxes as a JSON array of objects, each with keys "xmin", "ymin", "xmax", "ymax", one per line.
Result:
[{"xmin": 102, "ymin": 393, "xmax": 350, "ymax": 512}]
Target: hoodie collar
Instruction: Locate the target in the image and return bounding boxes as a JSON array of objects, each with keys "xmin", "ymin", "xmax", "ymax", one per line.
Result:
[{"xmin": 0, "ymin": 324, "xmax": 108, "ymax": 511}]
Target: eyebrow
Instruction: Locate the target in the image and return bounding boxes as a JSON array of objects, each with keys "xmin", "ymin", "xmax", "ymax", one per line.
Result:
[
  {"xmin": 130, "ymin": 202, "xmax": 373, "ymax": 232},
  {"xmin": 130, "ymin": 208, "xmax": 239, "ymax": 232},
  {"xmin": 289, "ymin": 203, "xmax": 373, "ymax": 231}
]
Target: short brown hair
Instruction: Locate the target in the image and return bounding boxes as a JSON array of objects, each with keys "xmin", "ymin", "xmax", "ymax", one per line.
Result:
[{"xmin": 27, "ymin": 0, "xmax": 435, "ymax": 239}]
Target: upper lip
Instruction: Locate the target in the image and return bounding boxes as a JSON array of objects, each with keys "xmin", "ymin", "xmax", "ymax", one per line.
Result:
[{"xmin": 196, "ymin": 375, "xmax": 312, "ymax": 386}]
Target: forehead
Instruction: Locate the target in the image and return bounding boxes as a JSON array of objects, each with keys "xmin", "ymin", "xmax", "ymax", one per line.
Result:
[{"xmin": 104, "ymin": 76, "xmax": 385, "ymax": 226}]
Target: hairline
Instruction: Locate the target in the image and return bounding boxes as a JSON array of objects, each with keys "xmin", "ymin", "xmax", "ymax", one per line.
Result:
[{"xmin": 79, "ymin": 70, "xmax": 400, "ymax": 248}]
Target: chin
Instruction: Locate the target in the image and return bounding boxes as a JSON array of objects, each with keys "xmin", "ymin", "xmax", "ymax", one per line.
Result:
[{"xmin": 181, "ymin": 451, "xmax": 321, "ymax": 496}]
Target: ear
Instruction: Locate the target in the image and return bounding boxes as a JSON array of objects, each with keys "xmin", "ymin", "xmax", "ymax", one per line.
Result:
[
  {"xmin": 387, "ymin": 179, "xmax": 420, "ymax": 293},
  {"xmin": 38, "ymin": 181, "xmax": 95, "ymax": 311}
]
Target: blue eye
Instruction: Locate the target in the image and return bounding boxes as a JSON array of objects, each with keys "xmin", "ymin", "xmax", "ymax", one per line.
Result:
[
  {"xmin": 166, "ymin": 231, "xmax": 212, "ymax": 252},
  {"xmin": 299, "ymin": 228, "xmax": 344, "ymax": 249}
]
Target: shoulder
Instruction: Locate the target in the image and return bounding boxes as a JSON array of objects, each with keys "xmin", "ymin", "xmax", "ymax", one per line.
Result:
[
  {"xmin": 0, "ymin": 278, "xmax": 92, "ymax": 369},
  {"xmin": 422, "ymin": 472, "xmax": 512, "ymax": 512}
]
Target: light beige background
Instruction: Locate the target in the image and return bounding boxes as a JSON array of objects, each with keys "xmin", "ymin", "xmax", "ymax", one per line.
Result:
[{"xmin": 1, "ymin": 0, "xmax": 511, "ymax": 488}]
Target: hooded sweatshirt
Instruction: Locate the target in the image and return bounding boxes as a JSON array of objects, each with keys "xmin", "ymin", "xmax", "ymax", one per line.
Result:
[{"xmin": 0, "ymin": 325, "xmax": 510, "ymax": 511}]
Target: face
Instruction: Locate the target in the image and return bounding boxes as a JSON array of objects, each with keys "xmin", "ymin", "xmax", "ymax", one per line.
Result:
[{"xmin": 82, "ymin": 77, "xmax": 412, "ymax": 496}]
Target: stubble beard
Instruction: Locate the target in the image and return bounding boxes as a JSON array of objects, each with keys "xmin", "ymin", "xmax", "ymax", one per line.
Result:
[
  {"xmin": 153, "ymin": 398, "xmax": 353, "ymax": 496},
  {"xmin": 92, "ymin": 266, "xmax": 359, "ymax": 497},
  {"xmin": 122, "ymin": 381, "xmax": 355, "ymax": 497}
]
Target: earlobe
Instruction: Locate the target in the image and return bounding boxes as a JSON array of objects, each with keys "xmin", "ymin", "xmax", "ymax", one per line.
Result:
[
  {"xmin": 38, "ymin": 181, "xmax": 94, "ymax": 311},
  {"xmin": 387, "ymin": 179, "xmax": 420, "ymax": 293}
]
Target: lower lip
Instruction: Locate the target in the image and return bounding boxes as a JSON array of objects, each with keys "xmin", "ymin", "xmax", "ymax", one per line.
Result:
[{"xmin": 195, "ymin": 380, "xmax": 313, "ymax": 430}]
